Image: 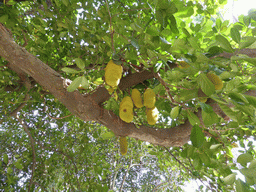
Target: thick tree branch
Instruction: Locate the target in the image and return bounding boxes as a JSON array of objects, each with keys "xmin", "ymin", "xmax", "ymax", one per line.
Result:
[
  {"xmin": 216, "ymin": 49, "xmax": 256, "ymax": 59},
  {"xmin": 0, "ymin": 24, "xmax": 192, "ymax": 146},
  {"xmin": 1, "ymin": 24, "xmax": 256, "ymax": 147}
]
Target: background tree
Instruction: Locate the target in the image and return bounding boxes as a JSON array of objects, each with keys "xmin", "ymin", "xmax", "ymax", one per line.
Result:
[{"xmin": 0, "ymin": 0, "xmax": 256, "ymax": 191}]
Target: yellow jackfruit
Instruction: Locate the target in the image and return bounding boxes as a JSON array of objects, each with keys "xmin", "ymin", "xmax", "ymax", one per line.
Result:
[
  {"xmin": 119, "ymin": 137, "xmax": 128, "ymax": 155},
  {"xmin": 119, "ymin": 106, "xmax": 133, "ymax": 123},
  {"xmin": 146, "ymin": 107, "xmax": 159, "ymax": 125},
  {"xmin": 178, "ymin": 61, "xmax": 190, "ymax": 69},
  {"xmin": 119, "ymin": 96, "xmax": 133, "ymax": 123},
  {"xmin": 120, "ymin": 96, "xmax": 133, "ymax": 109},
  {"xmin": 105, "ymin": 60, "xmax": 123, "ymax": 87},
  {"xmin": 206, "ymin": 73, "xmax": 223, "ymax": 90},
  {"xmin": 131, "ymin": 89, "xmax": 143, "ymax": 108},
  {"xmin": 143, "ymin": 88, "xmax": 156, "ymax": 108}
]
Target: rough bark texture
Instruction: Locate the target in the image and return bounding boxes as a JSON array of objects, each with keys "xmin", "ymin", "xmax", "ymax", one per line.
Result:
[{"xmin": 1, "ymin": 24, "xmax": 256, "ymax": 147}]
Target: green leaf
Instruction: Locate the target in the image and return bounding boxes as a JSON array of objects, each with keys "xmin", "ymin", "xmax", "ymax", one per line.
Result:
[
  {"xmin": 202, "ymin": 110, "xmax": 219, "ymax": 126},
  {"xmin": 80, "ymin": 76, "xmax": 89, "ymax": 89},
  {"xmin": 169, "ymin": 15, "xmax": 179, "ymax": 34},
  {"xmin": 248, "ymin": 9, "xmax": 256, "ymax": 21},
  {"xmin": 231, "ymin": 28, "xmax": 240, "ymax": 43},
  {"xmin": 199, "ymin": 103, "xmax": 213, "ymax": 113},
  {"xmin": 222, "ymin": 173, "xmax": 237, "ymax": 185},
  {"xmin": 3, "ymin": 154, "xmax": 8, "ymax": 164},
  {"xmin": 235, "ymin": 179, "xmax": 249, "ymax": 192},
  {"xmin": 146, "ymin": 26, "xmax": 159, "ymax": 36},
  {"xmin": 237, "ymin": 153, "xmax": 253, "ymax": 167},
  {"xmin": 228, "ymin": 92, "xmax": 249, "ymax": 104},
  {"xmin": 130, "ymin": 23, "xmax": 143, "ymax": 33},
  {"xmin": 190, "ymin": 125, "xmax": 205, "ymax": 148},
  {"xmin": 101, "ymin": 131, "xmax": 115, "ymax": 140},
  {"xmin": 170, "ymin": 106, "xmax": 180, "ymax": 119},
  {"xmin": 7, "ymin": 167, "xmax": 12, "ymax": 174},
  {"xmin": 61, "ymin": 67, "xmax": 80, "ymax": 74},
  {"xmin": 187, "ymin": 110, "xmax": 201, "ymax": 126},
  {"xmin": 198, "ymin": 73, "xmax": 215, "ymax": 96},
  {"xmin": 14, "ymin": 162, "xmax": 23, "ymax": 169},
  {"xmin": 193, "ymin": 156, "xmax": 202, "ymax": 170},
  {"xmin": 0, "ymin": 15, "xmax": 8, "ymax": 23},
  {"xmin": 67, "ymin": 77, "xmax": 82, "ymax": 92},
  {"xmin": 239, "ymin": 37, "xmax": 256, "ymax": 49},
  {"xmin": 62, "ymin": 0, "xmax": 69, "ymax": 6},
  {"xmin": 188, "ymin": 37, "xmax": 200, "ymax": 50},
  {"xmin": 199, "ymin": 152, "xmax": 211, "ymax": 166},
  {"xmin": 218, "ymin": 103, "xmax": 238, "ymax": 121},
  {"xmin": 240, "ymin": 168, "xmax": 256, "ymax": 179},
  {"xmin": 130, "ymin": 38, "xmax": 140, "ymax": 49},
  {"xmin": 248, "ymin": 160, "xmax": 256, "ymax": 169},
  {"xmin": 75, "ymin": 58, "xmax": 85, "ymax": 70},
  {"xmin": 216, "ymin": 35, "xmax": 233, "ymax": 53},
  {"xmin": 210, "ymin": 144, "xmax": 222, "ymax": 151}
]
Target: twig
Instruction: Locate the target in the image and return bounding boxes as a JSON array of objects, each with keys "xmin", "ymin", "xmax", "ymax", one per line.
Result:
[
  {"xmin": 164, "ymin": 147, "xmax": 213, "ymax": 190},
  {"xmin": 43, "ymin": 98, "xmax": 73, "ymax": 119},
  {"xmin": 119, "ymin": 158, "xmax": 132, "ymax": 192},
  {"xmin": 36, "ymin": 140, "xmax": 81, "ymax": 191},
  {"xmin": 105, "ymin": 0, "xmax": 115, "ymax": 52},
  {"xmin": 32, "ymin": 181, "xmax": 49, "ymax": 192},
  {"xmin": 164, "ymin": 147, "xmax": 192, "ymax": 174},
  {"xmin": 9, "ymin": 78, "xmax": 31, "ymax": 117},
  {"xmin": 16, "ymin": 116, "xmax": 36, "ymax": 192}
]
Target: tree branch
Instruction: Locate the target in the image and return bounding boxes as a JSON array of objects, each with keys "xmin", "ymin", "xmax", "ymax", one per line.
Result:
[
  {"xmin": 16, "ymin": 116, "xmax": 36, "ymax": 192},
  {"xmin": 1, "ymin": 24, "xmax": 256, "ymax": 147}
]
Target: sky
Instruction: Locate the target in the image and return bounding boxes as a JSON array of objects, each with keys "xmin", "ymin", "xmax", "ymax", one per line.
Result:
[
  {"xmin": 182, "ymin": 0, "xmax": 256, "ymax": 191},
  {"xmin": 222, "ymin": 0, "xmax": 256, "ymax": 22}
]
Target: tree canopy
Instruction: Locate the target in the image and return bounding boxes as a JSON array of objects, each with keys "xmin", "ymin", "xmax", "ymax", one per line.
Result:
[{"xmin": 0, "ymin": 0, "xmax": 256, "ymax": 191}]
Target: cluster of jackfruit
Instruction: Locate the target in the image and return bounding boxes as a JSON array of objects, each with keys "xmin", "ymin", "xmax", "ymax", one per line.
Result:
[
  {"xmin": 105, "ymin": 60, "xmax": 123, "ymax": 87},
  {"xmin": 143, "ymin": 88, "xmax": 158, "ymax": 125},
  {"xmin": 119, "ymin": 88, "xmax": 159, "ymax": 125}
]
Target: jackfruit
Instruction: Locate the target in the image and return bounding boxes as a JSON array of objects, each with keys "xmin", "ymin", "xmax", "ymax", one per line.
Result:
[
  {"xmin": 143, "ymin": 88, "xmax": 156, "ymax": 108},
  {"xmin": 105, "ymin": 60, "xmax": 123, "ymax": 87},
  {"xmin": 119, "ymin": 106, "xmax": 133, "ymax": 123},
  {"xmin": 120, "ymin": 96, "xmax": 133, "ymax": 109},
  {"xmin": 146, "ymin": 107, "xmax": 159, "ymax": 125},
  {"xmin": 131, "ymin": 89, "xmax": 143, "ymax": 108},
  {"xmin": 178, "ymin": 61, "xmax": 190, "ymax": 69},
  {"xmin": 119, "ymin": 137, "xmax": 128, "ymax": 155},
  {"xmin": 119, "ymin": 96, "xmax": 133, "ymax": 123},
  {"xmin": 206, "ymin": 73, "xmax": 223, "ymax": 90}
]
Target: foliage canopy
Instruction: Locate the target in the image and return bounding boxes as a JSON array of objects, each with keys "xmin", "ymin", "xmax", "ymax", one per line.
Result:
[{"xmin": 0, "ymin": 0, "xmax": 256, "ymax": 191}]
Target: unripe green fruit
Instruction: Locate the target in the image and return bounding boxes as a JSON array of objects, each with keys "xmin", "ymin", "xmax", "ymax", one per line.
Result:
[{"xmin": 119, "ymin": 137, "xmax": 128, "ymax": 155}]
